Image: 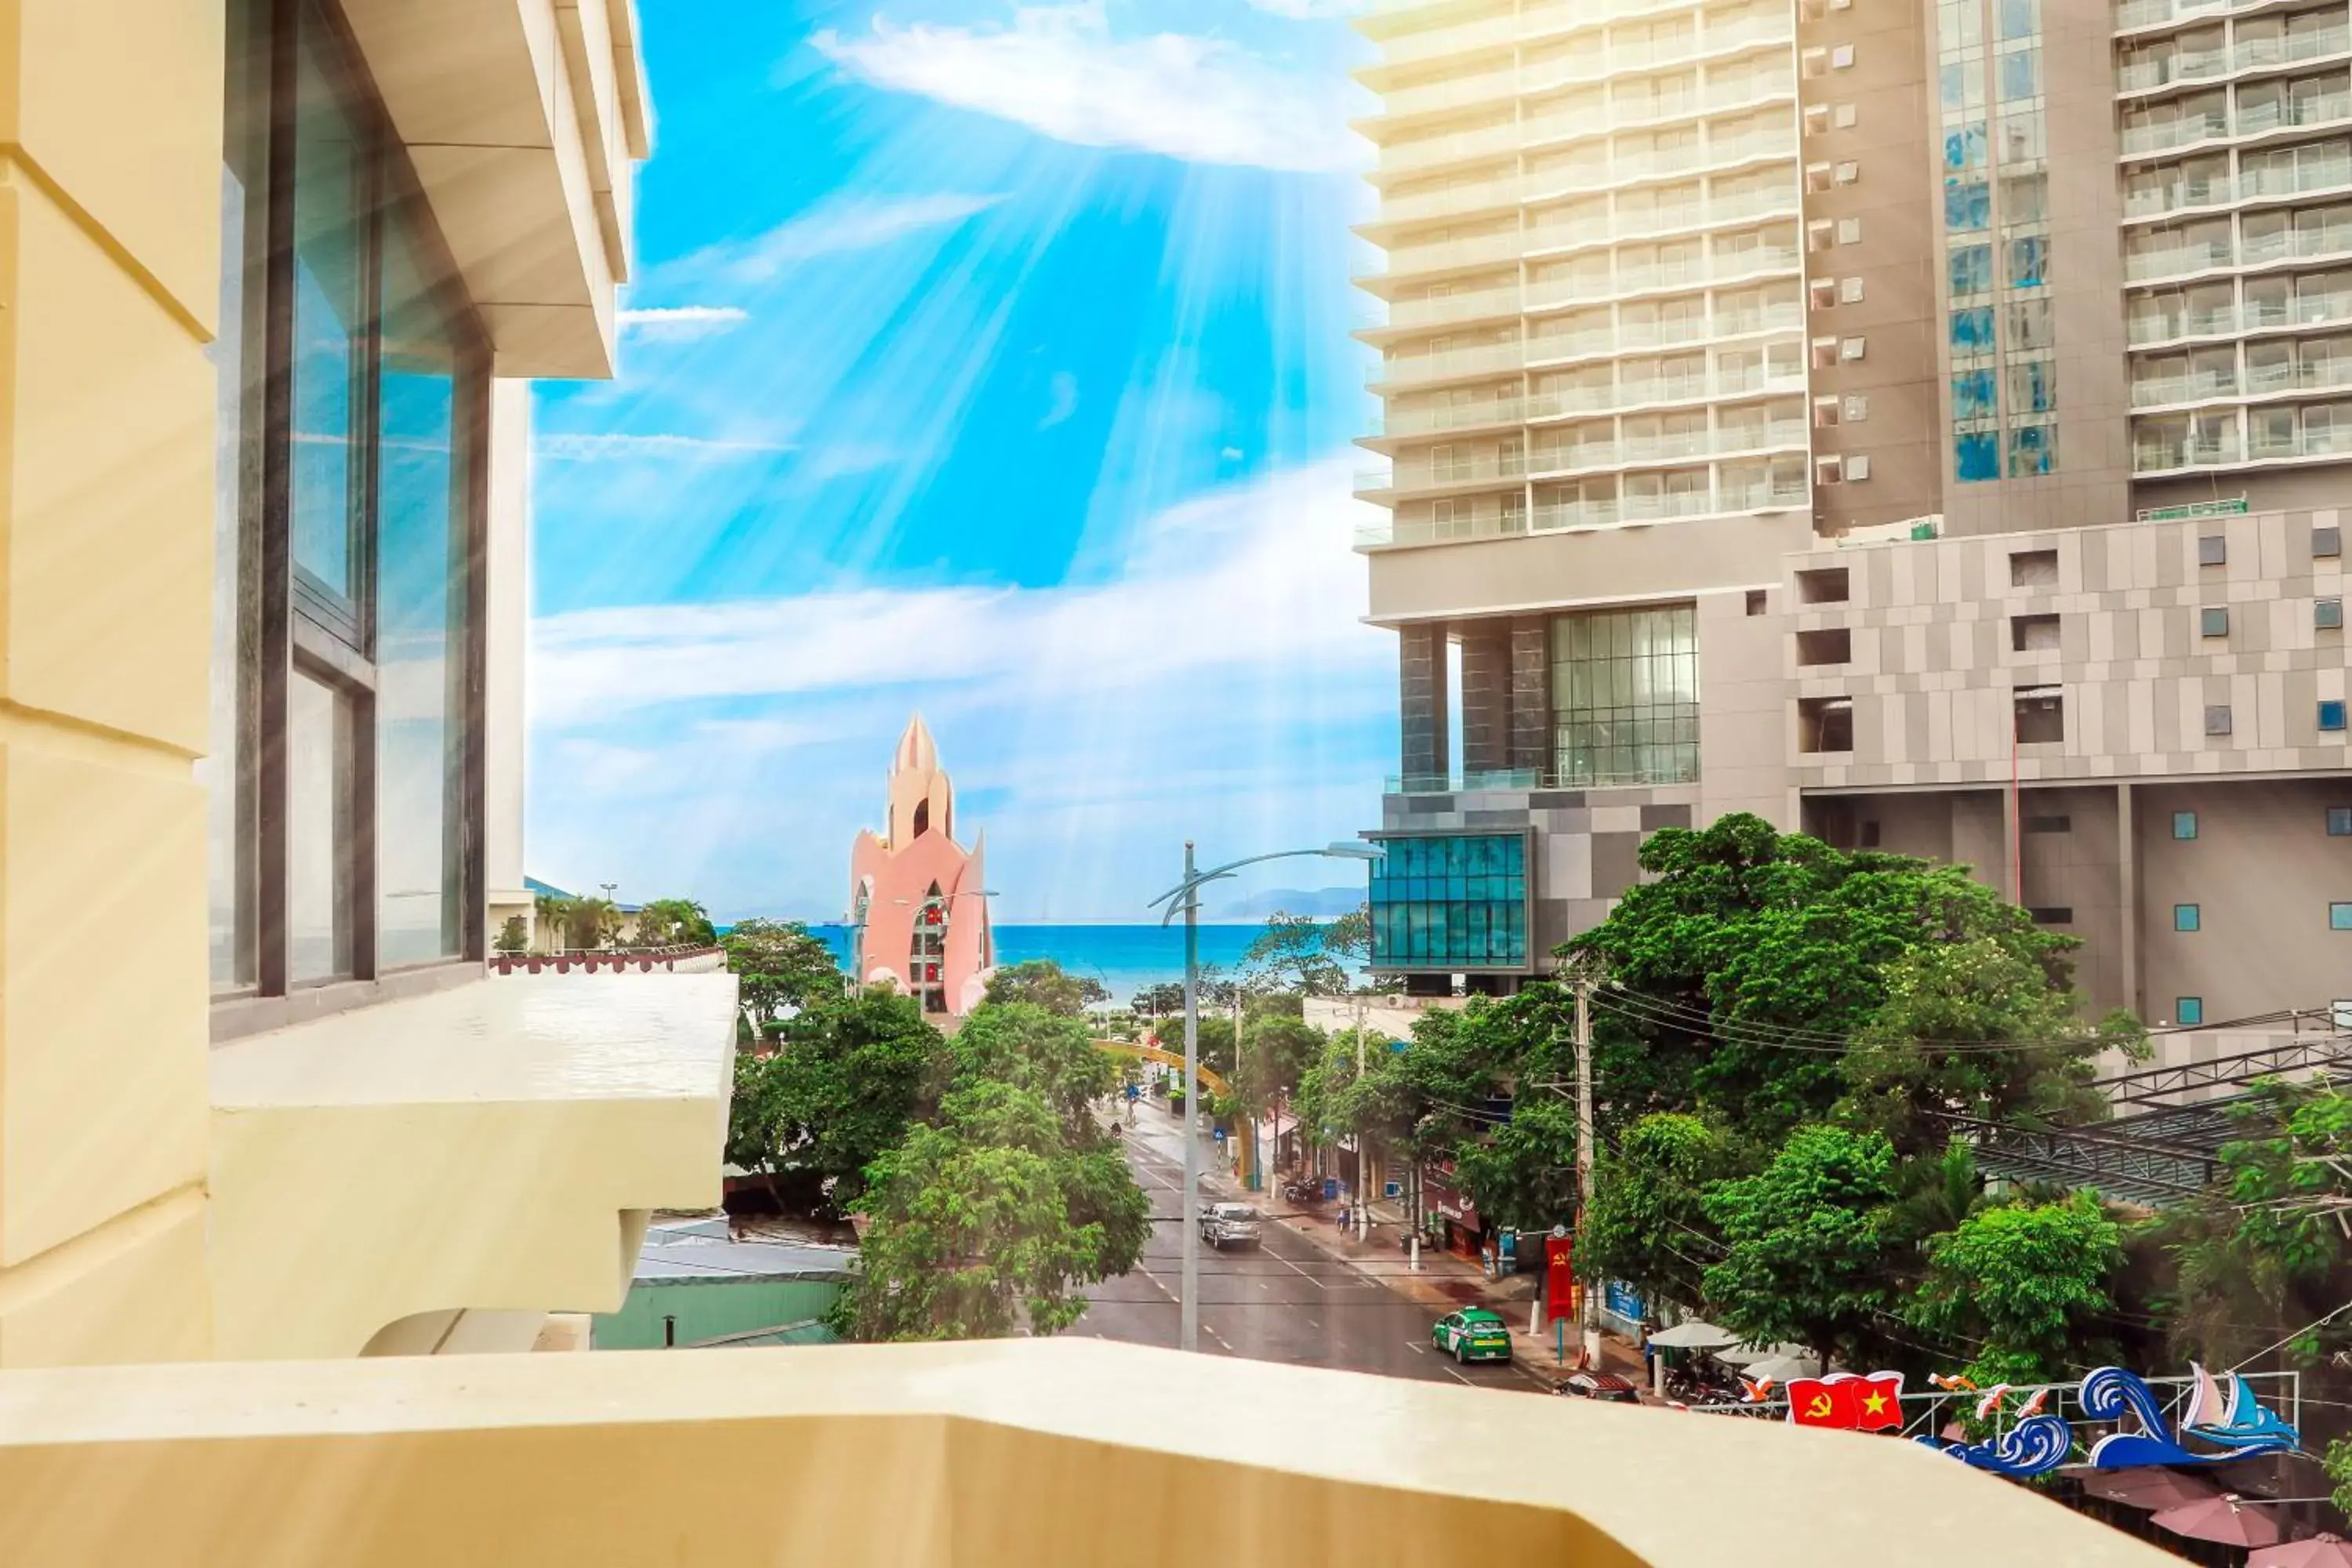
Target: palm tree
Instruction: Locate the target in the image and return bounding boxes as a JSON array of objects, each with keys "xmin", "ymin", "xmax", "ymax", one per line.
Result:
[
  {"xmin": 564, "ymin": 897, "xmax": 619, "ymax": 952},
  {"xmin": 532, "ymin": 890, "xmax": 574, "ymax": 954}
]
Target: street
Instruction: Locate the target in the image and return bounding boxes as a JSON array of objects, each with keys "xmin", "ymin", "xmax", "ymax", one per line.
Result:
[{"xmin": 1071, "ymin": 1120, "xmax": 1544, "ymax": 1393}]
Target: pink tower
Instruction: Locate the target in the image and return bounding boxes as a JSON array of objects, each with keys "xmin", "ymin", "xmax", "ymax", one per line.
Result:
[{"xmin": 848, "ymin": 714, "xmax": 994, "ymax": 1018}]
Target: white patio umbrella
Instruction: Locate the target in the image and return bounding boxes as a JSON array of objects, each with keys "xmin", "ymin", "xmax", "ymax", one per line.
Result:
[
  {"xmin": 1646, "ymin": 1320, "xmax": 1738, "ymax": 1350},
  {"xmin": 1743, "ymin": 1353, "xmax": 1823, "ymax": 1383}
]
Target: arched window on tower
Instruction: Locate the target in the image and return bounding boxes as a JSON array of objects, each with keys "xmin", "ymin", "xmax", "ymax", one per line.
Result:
[
  {"xmin": 911, "ymin": 882, "xmax": 948, "ymax": 1014},
  {"xmin": 913, "ymin": 799, "xmax": 931, "ymax": 838}
]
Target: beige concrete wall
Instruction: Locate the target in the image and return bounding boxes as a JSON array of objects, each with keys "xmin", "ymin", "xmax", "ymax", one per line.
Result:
[
  {"xmin": 1799, "ymin": 0, "xmax": 1943, "ymax": 535},
  {"xmin": 2135, "ymin": 778, "xmax": 2352, "ymax": 1026},
  {"xmin": 1697, "ymin": 586, "xmax": 1795, "ymax": 824},
  {"xmin": 0, "ymin": 0, "xmax": 224, "ymax": 1366}
]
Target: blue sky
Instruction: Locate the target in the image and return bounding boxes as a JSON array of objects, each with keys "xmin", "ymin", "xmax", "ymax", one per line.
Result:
[{"xmin": 527, "ymin": 0, "xmax": 1389, "ymax": 922}]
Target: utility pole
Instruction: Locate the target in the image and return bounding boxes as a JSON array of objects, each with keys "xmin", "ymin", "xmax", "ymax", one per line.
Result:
[
  {"xmin": 1573, "ymin": 964, "xmax": 1601, "ymax": 1367},
  {"xmin": 1181, "ymin": 841, "xmax": 1200, "ymax": 1355},
  {"xmin": 1354, "ymin": 993, "xmax": 1371, "ymax": 1242}
]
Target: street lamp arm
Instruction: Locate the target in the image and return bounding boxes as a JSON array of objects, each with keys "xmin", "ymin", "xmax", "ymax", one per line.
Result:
[{"xmin": 1145, "ymin": 844, "xmax": 1383, "ymax": 917}]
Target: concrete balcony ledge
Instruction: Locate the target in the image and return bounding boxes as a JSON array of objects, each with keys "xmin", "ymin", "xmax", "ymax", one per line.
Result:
[
  {"xmin": 207, "ymin": 973, "xmax": 735, "ymax": 1360},
  {"xmin": 0, "ymin": 1339, "xmax": 2168, "ymax": 1566}
]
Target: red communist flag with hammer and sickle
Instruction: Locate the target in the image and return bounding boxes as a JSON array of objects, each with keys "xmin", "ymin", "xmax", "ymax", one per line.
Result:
[{"xmin": 1786, "ymin": 1372, "xmax": 1906, "ymax": 1430}]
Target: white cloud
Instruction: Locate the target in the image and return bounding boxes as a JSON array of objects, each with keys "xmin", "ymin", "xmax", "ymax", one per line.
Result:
[
  {"xmin": 1037, "ymin": 371, "xmax": 1079, "ymax": 430},
  {"xmin": 618, "ymin": 305, "xmax": 750, "ymax": 342},
  {"xmin": 666, "ymin": 193, "xmax": 1007, "ymax": 285},
  {"xmin": 530, "ymin": 457, "xmax": 1379, "ymax": 731},
  {"xmin": 535, "ymin": 432, "xmax": 796, "ymax": 463},
  {"xmin": 810, "ymin": 4, "xmax": 1364, "ymax": 173},
  {"xmin": 1246, "ymin": 0, "xmax": 1360, "ymax": 15}
]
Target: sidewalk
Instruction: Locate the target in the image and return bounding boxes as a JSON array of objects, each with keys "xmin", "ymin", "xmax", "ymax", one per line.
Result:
[{"xmin": 1127, "ymin": 1101, "xmax": 1645, "ymax": 1392}]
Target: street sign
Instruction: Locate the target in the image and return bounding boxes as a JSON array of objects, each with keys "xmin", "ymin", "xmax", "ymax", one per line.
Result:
[{"xmin": 2139, "ymin": 495, "xmax": 2248, "ymax": 522}]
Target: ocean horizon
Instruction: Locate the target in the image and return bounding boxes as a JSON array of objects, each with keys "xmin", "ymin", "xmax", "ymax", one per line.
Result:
[{"xmin": 802, "ymin": 921, "xmax": 1360, "ymax": 1003}]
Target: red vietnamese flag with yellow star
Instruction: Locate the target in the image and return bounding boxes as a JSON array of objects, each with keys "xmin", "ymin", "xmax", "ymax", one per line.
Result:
[{"xmin": 1786, "ymin": 1372, "xmax": 1906, "ymax": 1430}]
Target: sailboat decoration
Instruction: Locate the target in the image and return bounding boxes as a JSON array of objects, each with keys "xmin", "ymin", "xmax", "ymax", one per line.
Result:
[
  {"xmin": 2082, "ymin": 1365, "xmax": 2300, "ymax": 1468},
  {"xmin": 2180, "ymin": 1362, "xmax": 2301, "ymax": 1452}
]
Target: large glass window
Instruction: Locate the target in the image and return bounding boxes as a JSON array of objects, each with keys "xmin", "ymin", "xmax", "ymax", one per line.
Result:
[
  {"xmin": 1368, "ymin": 834, "xmax": 1529, "ymax": 971},
  {"xmin": 209, "ymin": 0, "xmax": 488, "ymax": 1006},
  {"xmin": 1550, "ymin": 604, "xmax": 1700, "ymax": 786}
]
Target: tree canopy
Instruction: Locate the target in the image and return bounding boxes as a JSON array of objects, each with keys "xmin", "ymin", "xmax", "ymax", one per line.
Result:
[
  {"xmin": 633, "ymin": 897, "xmax": 718, "ymax": 949},
  {"xmin": 723, "ymin": 917, "xmax": 844, "ymax": 1022},
  {"xmin": 982, "ymin": 959, "xmax": 1109, "ymax": 1017},
  {"xmin": 724, "ymin": 988, "xmax": 946, "ymax": 1210},
  {"xmin": 1701, "ymin": 1124, "xmax": 1901, "ymax": 1369}
]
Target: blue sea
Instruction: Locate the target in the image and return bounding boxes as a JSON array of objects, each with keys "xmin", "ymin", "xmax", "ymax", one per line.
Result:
[{"xmin": 806, "ymin": 923, "xmax": 1352, "ymax": 1004}]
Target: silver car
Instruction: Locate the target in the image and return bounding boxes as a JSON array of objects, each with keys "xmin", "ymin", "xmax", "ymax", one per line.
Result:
[{"xmin": 1199, "ymin": 1202, "xmax": 1263, "ymax": 1250}]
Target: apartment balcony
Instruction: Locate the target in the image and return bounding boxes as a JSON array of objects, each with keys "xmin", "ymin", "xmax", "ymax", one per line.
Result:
[
  {"xmin": 207, "ymin": 973, "xmax": 734, "ymax": 1359},
  {"xmin": 2235, "ymin": 90, "xmax": 2352, "ymax": 138},
  {"xmin": 1370, "ymin": 340, "xmax": 1528, "ymax": 389},
  {"xmin": 1354, "ymin": 285, "xmax": 1524, "ymax": 336},
  {"xmin": 2129, "ymin": 367, "xmax": 2242, "ymax": 405},
  {"xmin": 2118, "ymin": 44, "xmax": 2233, "ymax": 92},
  {"xmin": 2247, "ymin": 414, "xmax": 2352, "ymax": 455},
  {"xmin": 1375, "ymin": 120, "xmax": 1525, "ymax": 179},
  {"xmin": 2132, "ymin": 431, "xmax": 2245, "ymax": 470},
  {"xmin": 0, "ymin": 1338, "xmax": 2172, "ymax": 1566},
  {"xmin": 1375, "ymin": 10, "xmax": 1520, "ymax": 71},
  {"xmin": 1366, "ymin": 398, "xmax": 1534, "ymax": 440},
  {"xmin": 1375, "ymin": 172, "xmax": 1526, "ymax": 228},
  {"xmin": 2129, "ymin": 302, "xmax": 2242, "ymax": 342},
  {"xmin": 1369, "ymin": 65, "xmax": 1522, "ymax": 122},
  {"xmin": 1526, "ymin": 247, "xmax": 1800, "ymax": 309},
  {"xmin": 1362, "ymin": 228, "xmax": 1528, "ymax": 282},
  {"xmin": 2124, "ymin": 235, "xmax": 2236, "ymax": 280},
  {"xmin": 2245, "ymin": 354, "xmax": 2352, "ymax": 394},
  {"xmin": 1355, "ymin": 452, "xmax": 1530, "ymax": 498},
  {"xmin": 2250, "ymin": 286, "xmax": 2352, "ymax": 327},
  {"xmin": 2114, "ymin": 0, "xmax": 2296, "ymax": 35},
  {"xmin": 2119, "ymin": 111, "xmax": 2233, "ymax": 155},
  {"xmin": 2240, "ymin": 218, "xmax": 2352, "ymax": 266},
  {"xmin": 2235, "ymin": 25, "xmax": 2352, "ymax": 74}
]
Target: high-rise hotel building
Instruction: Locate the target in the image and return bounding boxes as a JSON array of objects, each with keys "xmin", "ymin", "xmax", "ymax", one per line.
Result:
[{"xmin": 1353, "ymin": 0, "xmax": 2352, "ymax": 1035}]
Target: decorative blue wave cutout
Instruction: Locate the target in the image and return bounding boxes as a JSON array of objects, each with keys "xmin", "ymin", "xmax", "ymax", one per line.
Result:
[
  {"xmin": 1917, "ymin": 1414, "xmax": 2075, "ymax": 1478},
  {"xmin": 2082, "ymin": 1365, "xmax": 2297, "ymax": 1468}
]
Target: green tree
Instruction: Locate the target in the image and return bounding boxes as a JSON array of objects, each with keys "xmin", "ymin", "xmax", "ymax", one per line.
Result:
[
  {"xmin": 724, "ymin": 917, "xmax": 844, "ymax": 1023},
  {"xmin": 1702, "ymin": 1124, "xmax": 1900, "ymax": 1368},
  {"xmin": 845, "ymin": 1081, "xmax": 1104, "ymax": 1339},
  {"xmin": 633, "ymin": 897, "xmax": 717, "ymax": 949},
  {"xmin": 982, "ymin": 958, "xmax": 1109, "ymax": 1017},
  {"xmin": 1907, "ymin": 1195, "xmax": 2122, "ymax": 1384},
  {"xmin": 532, "ymin": 888, "xmax": 572, "ymax": 952},
  {"xmin": 1243, "ymin": 912, "xmax": 1350, "ymax": 995},
  {"xmin": 1579, "ymin": 1112, "xmax": 1744, "ymax": 1309},
  {"xmin": 1840, "ymin": 937, "xmax": 2143, "ymax": 1158},
  {"xmin": 493, "ymin": 914, "xmax": 528, "ymax": 954},
  {"xmin": 1324, "ymin": 905, "xmax": 1370, "ymax": 965},
  {"xmin": 724, "ymin": 989, "xmax": 946, "ymax": 1210},
  {"xmin": 1566, "ymin": 814, "xmax": 2117, "ymax": 1145},
  {"xmin": 564, "ymin": 896, "xmax": 623, "ymax": 951},
  {"xmin": 952, "ymin": 1003, "xmax": 1117, "ymax": 1132}
]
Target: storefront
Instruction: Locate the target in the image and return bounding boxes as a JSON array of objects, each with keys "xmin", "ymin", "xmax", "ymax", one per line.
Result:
[{"xmin": 1422, "ymin": 1163, "xmax": 1484, "ymax": 1258}]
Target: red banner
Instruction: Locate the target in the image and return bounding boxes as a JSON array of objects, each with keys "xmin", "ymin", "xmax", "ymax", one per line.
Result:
[
  {"xmin": 1786, "ymin": 1371, "xmax": 1905, "ymax": 1431},
  {"xmin": 1544, "ymin": 1234, "xmax": 1575, "ymax": 1325}
]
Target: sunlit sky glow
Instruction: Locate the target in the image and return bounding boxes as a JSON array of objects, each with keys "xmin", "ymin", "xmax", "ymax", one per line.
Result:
[{"xmin": 528, "ymin": 0, "xmax": 1388, "ymax": 923}]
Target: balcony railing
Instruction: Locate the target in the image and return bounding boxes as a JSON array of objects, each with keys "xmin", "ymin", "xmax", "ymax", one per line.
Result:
[
  {"xmin": 1367, "ymin": 399, "xmax": 1532, "ymax": 438},
  {"xmin": 2244, "ymin": 354, "xmax": 2352, "ymax": 392},
  {"xmin": 1356, "ymin": 285, "xmax": 1525, "ymax": 334},
  {"xmin": 1376, "ymin": 66, "xmax": 1521, "ymax": 120},
  {"xmin": 0, "ymin": 1338, "xmax": 2169, "ymax": 1566},
  {"xmin": 2249, "ymin": 417, "xmax": 2352, "ymax": 456},
  {"xmin": 2118, "ymin": 45, "xmax": 2232, "ymax": 90},
  {"xmin": 2237, "ymin": 26, "xmax": 2352, "ymax": 71},
  {"xmin": 2248, "ymin": 287, "xmax": 2352, "ymax": 327},
  {"xmin": 2240, "ymin": 220, "xmax": 2352, "ymax": 263},
  {"xmin": 2235, "ymin": 90, "xmax": 2352, "ymax": 136},
  {"xmin": 1370, "ymin": 341, "xmax": 1528, "ymax": 387},
  {"xmin": 2129, "ymin": 368, "xmax": 2241, "ymax": 405},
  {"xmin": 2129, "ymin": 303, "xmax": 2241, "ymax": 342},
  {"xmin": 1357, "ymin": 452, "xmax": 1530, "ymax": 492},
  {"xmin": 2133, "ymin": 431, "xmax": 2243, "ymax": 469},
  {"xmin": 2121, "ymin": 111, "xmax": 2231, "ymax": 154},
  {"xmin": 2240, "ymin": 155, "xmax": 2352, "ymax": 198},
  {"xmin": 2115, "ymin": 0, "xmax": 2278, "ymax": 32},
  {"xmin": 1366, "ymin": 229, "xmax": 1528, "ymax": 279},
  {"xmin": 2124, "ymin": 236, "xmax": 2235, "ymax": 279},
  {"xmin": 1377, "ymin": 120, "xmax": 1524, "ymax": 176},
  {"xmin": 1378, "ymin": 173, "xmax": 1527, "ymax": 227}
]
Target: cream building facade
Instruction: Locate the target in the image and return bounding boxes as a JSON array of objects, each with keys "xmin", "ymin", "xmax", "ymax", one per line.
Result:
[{"xmin": 0, "ymin": 0, "xmax": 734, "ymax": 1371}]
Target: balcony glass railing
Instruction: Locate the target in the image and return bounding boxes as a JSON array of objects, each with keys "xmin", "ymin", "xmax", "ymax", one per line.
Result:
[
  {"xmin": 2236, "ymin": 90, "xmax": 2352, "ymax": 136},
  {"xmin": 1378, "ymin": 67, "xmax": 1522, "ymax": 119},
  {"xmin": 2129, "ymin": 368, "xmax": 2241, "ymax": 405},
  {"xmin": 1381, "ymin": 11, "xmax": 1519, "ymax": 67},
  {"xmin": 2118, "ymin": 45, "xmax": 2232, "ymax": 89},
  {"xmin": 1378, "ymin": 175, "xmax": 1527, "ymax": 226},
  {"xmin": 2237, "ymin": 27, "xmax": 2352, "ymax": 71},
  {"xmin": 2114, "ymin": 0, "xmax": 2251, "ymax": 31},
  {"xmin": 1368, "ymin": 229, "xmax": 1527, "ymax": 278},
  {"xmin": 2124, "ymin": 176, "xmax": 2236, "ymax": 216},
  {"xmin": 1370, "ymin": 341, "xmax": 1527, "ymax": 387},
  {"xmin": 1359, "ymin": 452, "xmax": 1532, "ymax": 492},
  {"xmin": 2249, "ymin": 288, "xmax": 2352, "ymax": 325},
  {"xmin": 2121, "ymin": 112, "xmax": 2232, "ymax": 154},
  {"xmin": 1368, "ymin": 400, "xmax": 1531, "ymax": 437},
  {"xmin": 1357, "ymin": 285, "xmax": 1526, "ymax": 333},
  {"xmin": 2124, "ymin": 238, "xmax": 2235, "ymax": 278},
  {"xmin": 2240, "ymin": 220, "xmax": 2352, "ymax": 263},
  {"xmin": 1378, "ymin": 121, "xmax": 1524, "ymax": 176},
  {"xmin": 2128, "ymin": 303, "xmax": 2241, "ymax": 341},
  {"xmin": 2133, "ymin": 432, "xmax": 2243, "ymax": 469},
  {"xmin": 2241, "ymin": 156, "xmax": 2352, "ymax": 198}
]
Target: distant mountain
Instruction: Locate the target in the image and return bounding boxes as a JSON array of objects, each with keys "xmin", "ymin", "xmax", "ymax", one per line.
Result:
[{"xmin": 1210, "ymin": 885, "xmax": 1369, "ymax": 920}]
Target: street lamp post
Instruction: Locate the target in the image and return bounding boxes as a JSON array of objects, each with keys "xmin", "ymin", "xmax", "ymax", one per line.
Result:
[{"xmin": 1149, "ymin": 839, "xmax": 1385, "ymax": 1354}]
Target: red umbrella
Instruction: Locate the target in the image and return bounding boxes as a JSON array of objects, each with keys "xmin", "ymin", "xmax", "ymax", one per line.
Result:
[
  {"xmin": 2153, "ymin": 1495, "xmax": 2287, "ymax": 1549},
  {"xmin": 2076, "ymin": 1468, "xmax": 2223, "ymax": 1512},
  {"xmin": 2252, "ymin": 1534, "xmax": 2352, "ymax": 1567}
]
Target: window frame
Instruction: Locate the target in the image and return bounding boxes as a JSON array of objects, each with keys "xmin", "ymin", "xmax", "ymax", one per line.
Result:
[{"xmin": 215, "ymin": 0, "xmax": 491, "ymax": 1031}]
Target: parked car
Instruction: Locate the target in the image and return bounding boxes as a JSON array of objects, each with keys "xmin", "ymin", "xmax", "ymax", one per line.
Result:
[
  {"xmin": 1199, "ymin": 1202, "xmax": 1263, "ymax": 1250},
  {"xmin": 1431, "ymin": 1308, "xmax": 1513, "ymax": 1364},
  {"xmin": 1556, "ymin": 1370, "xmax": 1642, "ymax": 1404}
]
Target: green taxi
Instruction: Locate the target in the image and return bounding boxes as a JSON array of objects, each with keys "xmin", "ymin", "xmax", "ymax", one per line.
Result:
[{"xmin": 1432, "ymin": 1308, "xmax": 1513, "ymax": 1364}]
